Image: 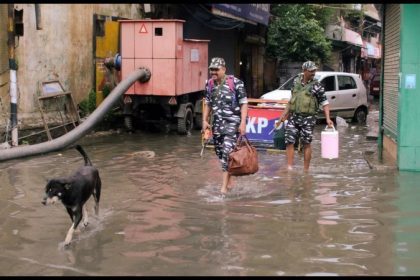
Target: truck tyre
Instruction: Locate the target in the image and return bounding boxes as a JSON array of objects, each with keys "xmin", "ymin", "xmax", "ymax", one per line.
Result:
[
  {"xmin": 194, "ymin": 113, "xmax": 202, "ymax": 130},
  {"xmin": 177, "ymin": 107, "xmax": 193, "ymax": 134},
  {"xmin": 193, "ymin": 99, "xmax": 203, "ymax": 130},
  {"xmin": 124, "ymin": 115, "xmax": 134, "ymax": 132}
]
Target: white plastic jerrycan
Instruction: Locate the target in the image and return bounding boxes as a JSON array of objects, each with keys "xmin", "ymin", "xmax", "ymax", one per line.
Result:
[{"xmin": 321, "ymin": 125, "xmax": 339, "ymax": 159}]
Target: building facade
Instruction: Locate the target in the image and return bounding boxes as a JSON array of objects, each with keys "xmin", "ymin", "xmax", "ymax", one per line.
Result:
[
  {"xmin": 152, "ymin": 4, "xmax": 270, "ymax": 98},
  {"xmin": 0, "ymin": 4, "xmax": 144, "ymax": 134},
  {"xmin": 0, "ymin": 4, "xmax": 270, "ymax": 143},
  {"xmin": 324, "ymin": 4, "xmax": 382, "ymax": 86},
  {"xmin": 274, "ymin": 4, "xmax": 382, "ymax": 92}
]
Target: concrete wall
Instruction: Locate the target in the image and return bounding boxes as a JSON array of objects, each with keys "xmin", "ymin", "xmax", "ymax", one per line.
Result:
[
  {"xmin": 0, "ymin": 4, "xmax": 143, "ymax": 129},
  {"xmin": 0, "ymin": 5, "xmax": 10, "ymax": 127}
]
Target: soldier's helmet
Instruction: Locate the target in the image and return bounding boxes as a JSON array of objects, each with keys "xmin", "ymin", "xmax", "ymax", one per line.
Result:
[
  {"xmin": 209, "ymin": 57, "xmax": 226, "ymax": 69},
  {"xmin": 302, "ymin": 61, "xmax": 318, "ymax": 71}
]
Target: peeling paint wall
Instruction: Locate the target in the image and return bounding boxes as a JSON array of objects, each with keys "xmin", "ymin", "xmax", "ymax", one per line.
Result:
[
  {"xmin": 0, "ymin": 5, "xmax": 10, "ymax": 128},
  {"xmin": 0, "ymin": 4, "xmax": 143, "ymax": 129}
]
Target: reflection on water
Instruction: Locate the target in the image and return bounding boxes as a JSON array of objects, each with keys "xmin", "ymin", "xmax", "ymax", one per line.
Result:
[{"xmin": 0, "ymin": 124, "xmax": 419, "ymax": 275}]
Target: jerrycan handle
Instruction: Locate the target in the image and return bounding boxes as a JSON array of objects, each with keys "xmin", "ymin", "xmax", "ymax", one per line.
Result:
[{"xmin": 324, "ymin": 125, "xmax": 335, "ymax": 132}]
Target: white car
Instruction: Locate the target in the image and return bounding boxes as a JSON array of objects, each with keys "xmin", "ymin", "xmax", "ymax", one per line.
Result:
[{"xmin": 260, "ymin": 71, "xmax": 369, "ymax": 123}]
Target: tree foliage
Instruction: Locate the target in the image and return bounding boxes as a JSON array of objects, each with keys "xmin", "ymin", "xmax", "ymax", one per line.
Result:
[{"xmin": 267, "ymin": 4, "xmax": 334, "ymax": 63}]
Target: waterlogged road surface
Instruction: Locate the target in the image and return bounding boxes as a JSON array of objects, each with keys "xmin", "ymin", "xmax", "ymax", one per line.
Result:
[{"xmin": 0, "ymin": 122, "xmax": 419, "ymax": 276}]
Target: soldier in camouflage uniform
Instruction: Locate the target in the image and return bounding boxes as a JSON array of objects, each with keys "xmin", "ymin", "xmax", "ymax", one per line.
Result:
[
  {"xmin": 202, "ymin": 57, "xmax": 248, "ymax": 195},
  {"xmin": 279, "ymin": 61, "xmax": 334, "ymax": 172}
]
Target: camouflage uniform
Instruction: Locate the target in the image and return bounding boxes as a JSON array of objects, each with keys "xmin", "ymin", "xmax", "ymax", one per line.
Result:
[
  {"xmin": 204, "ymin": 71, "xmax": 247, "ymax": 172},
  {"xmin": 285, "ymin": 73, "xmax": 329, "ymax": 145}
]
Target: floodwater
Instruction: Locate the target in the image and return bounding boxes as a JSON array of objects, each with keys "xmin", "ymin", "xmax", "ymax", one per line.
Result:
[{"xmin": 1, "ymin": 116, "xmax": 420, "ymax": 276}]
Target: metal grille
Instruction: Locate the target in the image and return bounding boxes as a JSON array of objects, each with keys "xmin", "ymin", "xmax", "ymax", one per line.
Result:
[
  {"xmin": 383, "ymin": 4, "xmax": 400, "ymax": 140},
  {"xmin": 0, "ymin": 5, "xmax": 8, "ymax": 74}
]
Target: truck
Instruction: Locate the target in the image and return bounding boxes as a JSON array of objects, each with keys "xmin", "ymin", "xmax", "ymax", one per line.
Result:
[{"xmin": 118, "ymin": 19, "xmax": 209, "ymax": 134}]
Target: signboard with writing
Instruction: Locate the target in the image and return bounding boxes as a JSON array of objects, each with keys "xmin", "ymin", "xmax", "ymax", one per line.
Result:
[
  {"xmin": 246, "ymin": 106, "xmax": 285, "ymax": 144},
  {"xmin": 212, "ymin": 4, "xmax": 271, "ymax": 26}
]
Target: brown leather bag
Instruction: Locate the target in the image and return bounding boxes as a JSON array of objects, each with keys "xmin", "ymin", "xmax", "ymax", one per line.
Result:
[{"xmin": 228, "ymin": 135, "xmax": 259, "ymax": 176}]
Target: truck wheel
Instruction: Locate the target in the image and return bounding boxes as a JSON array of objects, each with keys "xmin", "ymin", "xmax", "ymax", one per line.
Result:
[
  {"xmin": 193, "ymin": 99, "xmax": 203, "ymax": 130},
  {"xmin": 124, "ymin": 115, "xmax": 134, "ymax": 132},
  {"xmin": 177, "ymin": 107, "xmax": 193, "ymax": 135},
  {"xmin": 194, "ymin": 113, "xmax": 202, "ymax": 130}
]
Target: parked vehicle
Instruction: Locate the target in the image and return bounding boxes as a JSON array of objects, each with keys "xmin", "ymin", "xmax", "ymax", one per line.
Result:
[
  {"xmin": 119, "ymin": 19, "xmax": 209, "ymax": 135},
  {"xmin": 260, "ymin": 71, "xmax": 369, "ymax": 123},
  {"xmin": 369, "ymin": 73, "xmax": 381, "ymax": 97}
]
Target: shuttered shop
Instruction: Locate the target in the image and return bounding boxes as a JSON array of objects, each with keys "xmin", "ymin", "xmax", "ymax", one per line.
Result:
[{"xmin": 383, "ymin": 4, "xmax": 400, "ymax": 140}]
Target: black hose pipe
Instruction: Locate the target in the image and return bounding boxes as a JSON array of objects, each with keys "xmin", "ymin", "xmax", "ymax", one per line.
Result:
[{"xmin": 0, "ymin": 68, "xmax": 150, "ymax": 162}]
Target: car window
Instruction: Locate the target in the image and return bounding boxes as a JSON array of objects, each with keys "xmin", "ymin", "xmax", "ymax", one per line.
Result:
[
  {"xmin": 279, "ymin": 75, "xmax": 298, "ymax": 90},
  {"xmin": 320, "ymin": 76, "xmax": 335, "ymax": 92},
  {"xmin": 337, "ymin": 75, "xmax": 357, "ymax": 90}
]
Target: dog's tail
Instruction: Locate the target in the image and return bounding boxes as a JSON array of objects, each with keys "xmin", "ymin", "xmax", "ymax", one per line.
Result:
[{"xmin": 75, "ymin": 145, "xmax": 92, "ymax": 166}]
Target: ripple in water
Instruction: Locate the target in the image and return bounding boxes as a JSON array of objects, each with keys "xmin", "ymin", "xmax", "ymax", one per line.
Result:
[{"xmin": 197, "ymin": 175, "xmax": 276, "ymax": 202}]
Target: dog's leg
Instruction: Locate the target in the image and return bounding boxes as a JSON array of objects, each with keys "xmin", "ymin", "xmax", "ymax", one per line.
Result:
[
  {"xmin": 66, "ymin": 207, "xmax": 74, "ymax": 222},
  {"xmin": 82, "ymin": 204, "xmax": 89, "ymax": 227},
  {"xmin": 64, "ymin": 208, "xmax": 83, "ymax": 246},
  {"xmin": 73, "ymin": 207, "xmax": 83, "ymax": 230},
  {"xmin": 64, "ymin": 223, "xmax": 75, "ymax": 246},
  {"xmin": 94, "ymin": 200, "xmax": 99, "ymax": 216},
  {"xmin": 94, "ymin": 175, "xmax": 101, "ymax": 216},
  {"xmin": 64, "ymin": 208, "xmax": 76, "ymax": 246}
]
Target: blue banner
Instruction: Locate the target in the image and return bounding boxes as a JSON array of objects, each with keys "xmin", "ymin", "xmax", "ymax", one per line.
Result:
[{"xmin": 213, "ymin": 4, "xmax": 271, "ymax": 26}]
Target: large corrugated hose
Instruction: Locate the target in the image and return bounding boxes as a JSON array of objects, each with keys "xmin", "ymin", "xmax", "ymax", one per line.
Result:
[{"xmin": 0, "ymin": 67, "xmax": 150, "ymax": 162}]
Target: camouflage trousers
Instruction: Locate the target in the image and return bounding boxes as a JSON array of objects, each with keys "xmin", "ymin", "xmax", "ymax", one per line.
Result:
[
  {"xmin": 213, "ymin": 133, "xmax": 239, "ymax": 172},
  {"xmin": 285, "ymin": 113, "xmax": 317, "ymax": 145}
]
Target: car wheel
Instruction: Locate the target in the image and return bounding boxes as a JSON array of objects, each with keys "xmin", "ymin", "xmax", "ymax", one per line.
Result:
[{"xmin": 353, "ymin": 107, "xmax": 367, "ymax": 124}]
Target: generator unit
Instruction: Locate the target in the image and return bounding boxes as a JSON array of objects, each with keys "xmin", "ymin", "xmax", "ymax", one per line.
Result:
[{"xmin": 119, "ymin": 19, "xmax": 209, "ymax": 134}]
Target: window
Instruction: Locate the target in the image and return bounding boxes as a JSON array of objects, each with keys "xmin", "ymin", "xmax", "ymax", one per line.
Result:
[
  {"xmin": 95, "ymin": 18, "xmax": 105, "ymax": 37},
  {"xmin": 321, "ymin": 76, "xmax": 335, "ymax": 92},
  {"xmin": 280, "ymin": 75, "xmax": 297, "ymax": 90},
  {"xmin": 337, "ymin": 76, "xmax": 356, "ymax": 90}
]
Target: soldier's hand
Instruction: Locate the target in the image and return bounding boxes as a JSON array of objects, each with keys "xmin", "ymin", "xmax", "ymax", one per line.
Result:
[
  {"xmin": 202, "ymin": 120, "xmax": 211, "ymax": 132},
  {"xmin": 202, "ymin": 128, "xmax": 212, "ymax": 140},
  {"xmin": 326, "ymin": 119, "xmax": 334, "ymax": 128}
]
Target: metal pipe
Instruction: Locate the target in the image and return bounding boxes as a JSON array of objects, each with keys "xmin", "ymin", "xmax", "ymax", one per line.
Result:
[
  {"xmin": 8, "ymin": 4, "xmax": 18, "ymax": 147},
  {"xmin": 9, "ymin": 70, "xmax": 18, "ymax": 146},
  {"xmin": 0, "ymin": 68, "xmax": 150, "ymax": 162},
  {"xmin": 35, "ymin": 4, "xmax": 42, "ymax": 30}
]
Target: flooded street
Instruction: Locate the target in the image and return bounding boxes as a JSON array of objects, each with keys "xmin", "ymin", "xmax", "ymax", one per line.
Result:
[{"xmin": 1, "ymin": 115, "xmax": 420, "ymax": 276}]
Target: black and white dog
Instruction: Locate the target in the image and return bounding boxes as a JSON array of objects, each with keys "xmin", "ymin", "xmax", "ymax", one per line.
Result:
[{"xmin": 42, "ymin": 145, "xmax": 101, "ymax": 246}]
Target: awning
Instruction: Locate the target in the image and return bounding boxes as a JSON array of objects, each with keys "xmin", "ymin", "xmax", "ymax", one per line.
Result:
[
  {"xmin": 361, "ymin": 40, "xmax": 382, "ymax": 59},
  {"xmin": 342, "ymin": 28, "xmax": 363, "ymax": 47}
]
